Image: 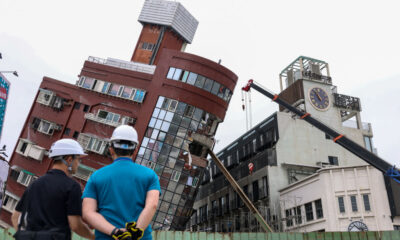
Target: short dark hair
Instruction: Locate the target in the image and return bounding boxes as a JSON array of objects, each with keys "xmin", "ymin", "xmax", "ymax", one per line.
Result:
[
  {"xmin": 52, "ymin": 155, "xmax": 76, "ymax": 164},
  {"xmin": 111, "ymin": 140, "xmax": 135, "ymax": 157}
]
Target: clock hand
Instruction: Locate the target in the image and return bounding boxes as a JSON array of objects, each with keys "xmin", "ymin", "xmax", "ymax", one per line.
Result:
[{"xmin": 313, "ymin": 90, "xmax": 322, "ymax": 101}]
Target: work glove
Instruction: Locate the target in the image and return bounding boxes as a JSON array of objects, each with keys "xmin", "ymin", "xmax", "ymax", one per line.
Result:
[
  {"xmin": 126, "ymin": 221, "xmax": 144, "ymax": 240},
  {"xmin": 111, "ymin": 229, "xmax": 132, "ymax": 240}
]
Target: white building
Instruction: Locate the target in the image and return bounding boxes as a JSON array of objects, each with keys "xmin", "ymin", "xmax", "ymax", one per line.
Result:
[
  {"xmin": 190, "ymin": 56, "xmax": 400, "ymax": 232},
  {"xmin": 279, "ymin": 165, "xmax": 394, "ymax": 232}
]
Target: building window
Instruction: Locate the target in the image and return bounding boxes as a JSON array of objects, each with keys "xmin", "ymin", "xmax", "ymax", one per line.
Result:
[
  {"xmin": 364, "ymin": 136, "xmax": 373, "ymax": 152},
  {"xmin": 73, "ymin": 164, "xmax": 95, "ymax": 181},
  {"xmin": 305, "ymin": 202, "xmax": 313, "ymax": 221},
  {"xmin": 295, "ymin": 206, "xmax": 302, "ymax": 225},
  {"xmin": 97, "ymin": 110, "xmax": 120, "ymax": 123},
  {"xmin": 394, "ymin": 225, "xmax": 400, "ymax": 230},
  {"xmin": 2, "ymin": 191, "xmax": 20, "ymax": 212},
  {"xmin": 328, "ymin": 156, "xmax": 338, "ymax": 165},
  {"xmin": 285, "ymin": 209, "xmax": 293, "ymax": 227},
  {"xmin": 141, "ymin": 42, "xmax": 155, "ymax": 51},
  {"xmin": 74, "ymin": 102, "xmax": 81, "ymax": 110},
  {"xmin": 73, "ymin": 131, "xmax": 79, "ymax": 139},
  {"xmin": 18, "ymin": 141, "xmax": 28, "ymax": 154},
  {"xmin": 64, "ymin": 128, "xmax": 71, "ymax": 136},
  {"xmin": 363, "ymin": 194, "xmax": 371, "ymax": 211},
  {"xmin": 17, "ymin": 170, "xmax": 34, "ymax": 186},
  {"xmin": 315, "ymin": 199, "xmax": 323, "ymax": 219},
  {"xmin": 83, "ymin": 105, "xmax": 90, "ymax": 112},
  {"xmin": 338, "ymin": 196, "xmax": 345, "ymax": 213},
  {"xmin": 350, "ymin": 195, "xmax": 358, "ymax": 212}
]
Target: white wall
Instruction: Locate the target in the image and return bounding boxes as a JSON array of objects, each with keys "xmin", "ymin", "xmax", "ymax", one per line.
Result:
[{"xmin": 280, "ymin": 166, "xmax": 394, "ymax": 232}]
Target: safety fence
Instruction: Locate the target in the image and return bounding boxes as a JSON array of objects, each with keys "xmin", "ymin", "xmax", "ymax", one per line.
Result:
[{"xmin": 1, "ymin": 228, "xmax": 400, "ymax": 240}]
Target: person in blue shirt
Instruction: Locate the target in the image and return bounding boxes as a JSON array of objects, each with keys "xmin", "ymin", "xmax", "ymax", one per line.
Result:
[{"xmin": 82, "ymin": 125, "xmax": 161, "ymax": 240}]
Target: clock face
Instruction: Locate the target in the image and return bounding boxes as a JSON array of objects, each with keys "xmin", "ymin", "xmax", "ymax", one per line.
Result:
[
  {"xmin": 348, "ymin": 221, "xmax": 368, "ymax": 232},
  {"xmin": 309, "ymin": 87, "xmax": 330, "ymax": 111}
]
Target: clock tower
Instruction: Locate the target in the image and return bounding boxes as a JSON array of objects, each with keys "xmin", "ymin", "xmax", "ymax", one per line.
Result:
[{"xmin": 278, "ymin": 56, "xmax": 366, "ymax": 135}]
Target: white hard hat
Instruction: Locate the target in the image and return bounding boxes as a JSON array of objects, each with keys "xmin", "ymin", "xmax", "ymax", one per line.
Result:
[
  {"xmin": 49, "ymin": 139, "xmax": 87, "ymax": 158},
  {"xmin": 110, "ymin": 125, "xmax": 139, "ymax": 146}
]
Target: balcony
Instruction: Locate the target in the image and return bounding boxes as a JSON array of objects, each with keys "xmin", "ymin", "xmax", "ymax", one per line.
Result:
[
  {"xmin": 88, "ymin": 56, "xmax": 156, "ymax": 75},
  {"xmin": 85, "ymin": 113, "xmax": 122, "ymax": 127}
]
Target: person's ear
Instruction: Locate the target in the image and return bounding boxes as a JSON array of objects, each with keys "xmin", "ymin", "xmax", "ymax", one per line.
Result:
[{"xmin": 66, "ymin": 155, "xmax": 74, "ymax": 164}]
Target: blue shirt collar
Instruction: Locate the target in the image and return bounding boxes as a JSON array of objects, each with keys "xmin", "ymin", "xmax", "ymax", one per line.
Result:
[{"xmin": 114, "ymin": 157, "xmax": 133, "ymax": 162}]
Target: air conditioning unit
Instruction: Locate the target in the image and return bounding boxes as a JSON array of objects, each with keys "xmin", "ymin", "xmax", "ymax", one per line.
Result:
[
  {"xmin": 36, "ymin": 89, "xmax": 55, "ymax": 106},
  {"xmin": 28, "ymin": 145, "xmax": 46, "ymax": 161}
]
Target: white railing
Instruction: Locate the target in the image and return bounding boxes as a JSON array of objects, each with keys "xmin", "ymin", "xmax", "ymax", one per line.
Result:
[
  {"xmin": 84, "ymin": 113, "xmax": 122, "ymax": 127},
  {"xmin": 342, "ymin": 120, "xmax": 372, "ymax": 134},
  {"xmin": 87, "ymin": 56, "xmax": 156, "ymax": 75}
]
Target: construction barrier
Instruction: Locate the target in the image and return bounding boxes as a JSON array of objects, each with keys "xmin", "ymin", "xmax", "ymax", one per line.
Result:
[{"xmin": 1, "ymin": 228, "xmax": 400, "ymax": 240}]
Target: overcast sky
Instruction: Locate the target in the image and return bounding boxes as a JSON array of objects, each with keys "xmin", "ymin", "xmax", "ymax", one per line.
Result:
[{"xmin": 0, "ymin": 0, "xmax": 399, "ymax": 180}]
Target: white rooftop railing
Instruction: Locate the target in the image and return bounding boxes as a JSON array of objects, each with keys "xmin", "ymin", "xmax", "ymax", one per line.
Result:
[{"xmin": 87, "ymin": 56, "xmax": 156, "ymax": 75}]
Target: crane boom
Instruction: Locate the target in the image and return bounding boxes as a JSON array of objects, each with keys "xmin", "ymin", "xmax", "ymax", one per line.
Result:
[{"xmin": 242, "ymin": 79, "xmax": 400, "ymax": 183}]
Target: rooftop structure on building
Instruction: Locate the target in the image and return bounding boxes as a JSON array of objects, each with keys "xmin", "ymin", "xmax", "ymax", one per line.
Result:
[
  {"xmin": 190, "ymin": 56, "xmax": 399, "ymax": 232},
  {"xmin": 0, "ymin": 0, "xmax": 238, "ymax": 230}
]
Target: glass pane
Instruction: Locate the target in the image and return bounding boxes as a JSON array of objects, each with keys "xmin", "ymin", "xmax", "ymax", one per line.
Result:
[
  {"xmin": 149, "ymin": 118, "xmax": 156, "ymax": 128},
  {"xmin": 167, "ymin": 157, "xmax": 177, "ymax": 169},
  {"xmin": 203, "ymin": 78, "xmax": 213, "ymax": 92},
  {"xmin": 171, "ymin": 114, "xmax": 182, "ymax": 125},
  {"xmin": 175, "ymin": 184, "xmax": 185, "ymax": 195},
  {"xmin": 161, "ymin": 121, "xmax": 171, "ymax": 132},
  {"xmin": 151, "ymin": 129, "xmax": 159, "ymax": 140},
  {"xmin": 181, "ymin": 117, "xmax": 191, "ymax": 128},
  {"xmin": 101, "ymin": 82, "xmax": 109, "ymax": 93},
  {"xmin": 169, "ymin": 147, "xmax": 180, "ymax": 158},
  {"xmin": 189, "ymin": 120, "xmax": 199, "ymax": 131},
  {"xmin": 98, "ymin": 110, "xmax": 108, "ymax": 119},
  {"xmin": 158, "ymin": 131, "xmax": 166, "ymax": 142},
  {"xmin": 211, "ymin": 81, "xmax": 220, "ymax": 95},
  {"xmin": 164, "ymin": 112, "xmax": 174, "ymax": 122},
  {"xmin": 167, "ymin": 181, "xmax": 177, "ymax": 192},
  {"xmin": 195, "ymin": 75, "xmax": 206, "ymax": 88},
  {"xmin": 152, "ymin": 108, "xmax": 160, "ymax": 118},
  {"xmin": 156, "ymin": 97, "xmax": 165, "ymax": 108},
  {"xmin": 193, "ymin": 108, "xmax": 203, "ymax": 121},
  {"xmin": 162, "ymin": 167, "xmax": 173, "ymax": 179},
  {"xmin": 159, "ymin": 177, "xmax": 168, "ymax": 189},
  {"xmin": 122, "ymin": 86, "xmax": 133, "ymax": 99},
  {"xmin": 157, "ymin": 154, "xmax": 168, "ymax": 165},
  {"xmin": 176, "ymin": 102, "xmax": 186, "ymax": 115},
  {"xmin": 164, "ymin": 191, "xmax": 173, "ymax": 202},
  {"xmin": 167, "ymin": 67, "xmax": 176, "ymax": 79},
  {"xmin": 172, "ymin": 69, "xmax": 182, "ymax": 80},
  {"xmin": 160, "ymin": 201, "xmax": 170, "ymax": 212},
  {"xmin": 155, "ymin": 119, "xmax": 163, "ymax": 129},
  {"xmin": 159, "ymin": 110, "xmax": 167, "ymax": 119},
  {"xmin": 181, "ymin": 71, "xmax": 189, "ymax": 83},
  {"xmin": 160, "ymin": 144, "xmax": 172, "ymax": 156},
  {"xmin": 168, "ymin": 124, "xmax": 179, "ymax": 136},
  {"xmin": 108, "ymin": 84, "xmax": 121, "ymax": 96},
  {"xmin": 217, "ymin": 86, "xmax": 224, "ymax": 98},
  {"xmin": 172, "ymin": 194, "xmax": 180, "ymax": 205},
  {"xmin": 82, "ymin": 77, "xmax": 95, "ymax": 89},
  {"xmin": 173, "ymin": 137, "xmax": 184, "ymax": 148},
  {"xmin": 186, "ymin": 72, "xmax": 197, "ymax": 85},
  {"xmin": 112, "ymin": 114, "xmax": 120, "ymax": 123},
  {"xmin": 153, "ymin": 141, "xmax": 163, "ymax": 152},
  {"xmin": 177, "ymin": 127, "xmax": 187, "ymax": 138}
]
